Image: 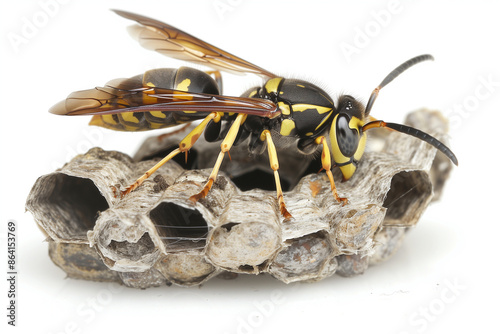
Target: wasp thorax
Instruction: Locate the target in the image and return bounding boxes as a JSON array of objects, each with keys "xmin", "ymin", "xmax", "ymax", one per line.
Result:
[
  {"xmin": 330, "ymin": 95, "xmax": 367, "ymax": 180},
  {"xmin": 261, "ymin": 78, "xmax": 335, "ymax": 137}
]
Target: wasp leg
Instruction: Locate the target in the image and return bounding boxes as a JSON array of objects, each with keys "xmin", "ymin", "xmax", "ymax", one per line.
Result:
[
  {"xmin": 260, "ymin": 130, "xmax": 292, "ymax": 219},
  {"xmin": 205, "ymin": 70, "xmax": 223, "ymax": 93},
  {"xmin": 120, "ymin": 112, "xmax": 221, "ymax": 198},
  {"xmin": 314, "ymin": 136, "xmax": 348, "ymax": 206},
  {"xmin": 189, "ymin": 113, "xmax": 246, "ymax": 203}
]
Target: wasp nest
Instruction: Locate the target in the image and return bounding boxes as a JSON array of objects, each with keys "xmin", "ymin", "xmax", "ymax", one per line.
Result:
[{"xmin": 26, "ymin": 109, "xmax": 453, "ymax": 287}]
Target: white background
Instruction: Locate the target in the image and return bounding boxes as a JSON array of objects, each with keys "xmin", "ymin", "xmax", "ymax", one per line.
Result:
[{"xmin": 1, "ymin": 0, "xmax": 498, "ymax": 333}]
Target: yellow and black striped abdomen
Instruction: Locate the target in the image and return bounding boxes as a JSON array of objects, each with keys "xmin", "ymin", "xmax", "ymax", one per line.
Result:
[
  {"xmin": 89, "ymin": 67, "xmax": 220, "ymax": 131},
  {"xmin": 90, "ymin": 110, "xmax": 212, "ymax": 132}
]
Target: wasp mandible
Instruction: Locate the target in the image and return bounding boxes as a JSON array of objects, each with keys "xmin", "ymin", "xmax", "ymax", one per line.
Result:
[{"xmin": 50, "ymin": 10, "xmax": 458, "ymax": 219}]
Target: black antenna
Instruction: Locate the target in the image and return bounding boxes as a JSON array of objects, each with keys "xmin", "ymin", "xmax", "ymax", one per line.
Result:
[
  {"xmin": 365, "ymin": 54, "xmax": 434, "ymax": 116},
  {"xmin": 362, "ymin": 120, "xmax": 458, "ymax": 166}
]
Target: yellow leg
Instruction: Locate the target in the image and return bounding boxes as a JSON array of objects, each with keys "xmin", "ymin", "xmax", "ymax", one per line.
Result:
[
  {"xmin": 189, "ymin": 113, "xmax": 246, "ymax": 203},
  {"xmin": 120, "ymin": 112, "xmax": 221, "ymax": 198},
  {"xmin": 314, "ymin": 136, "xmax": 348, "ymax": 206},
  {"xmin": 261, "ymin": 130, "xmax": 292, "ymax": 219}
]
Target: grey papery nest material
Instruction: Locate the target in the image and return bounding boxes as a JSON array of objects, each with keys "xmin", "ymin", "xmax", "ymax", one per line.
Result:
[{"xmin": 26, "ymin": 109, "xmax": 453, "ymax": 288}]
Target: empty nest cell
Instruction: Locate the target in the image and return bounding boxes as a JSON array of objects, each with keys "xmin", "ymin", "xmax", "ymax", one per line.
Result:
[
  {"xmin": 27, "ymin": 173, "xmax": 108, "ymax": 241},
  {"xmin": 382, "ymin": 170, "xmax": 433, "ymax": 226},
  {"xmin": 149, "ymin": 202, "xmax": 209, "ymax": 252}
]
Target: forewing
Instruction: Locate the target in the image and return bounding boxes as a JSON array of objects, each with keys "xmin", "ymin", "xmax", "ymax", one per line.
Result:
[
  {"xmin": 113, "ymin": 9, "xmax": 276, "ymax": 78},
  {"xmin": 49, "ymin": 78, "xmax": 280, "ymax": 119}
]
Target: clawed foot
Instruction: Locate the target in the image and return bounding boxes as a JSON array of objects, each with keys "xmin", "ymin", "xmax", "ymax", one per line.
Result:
[
  {"xmin": 111, "ymin": 185, "xmax": 133, "ymax": 199},
  {"xmin": 335, "ymin": 195, "xmax": 348, "ymax": 206},
  {"xmin": 188, "ymin": 179, "xmax": 213, "ymax": 204},
  {"xmin": 188, "ymin": 191, "xmax": 205, "ymax": 204},
  {"xmin": 280, "ymin": 203, "xmax": 293, "ymax": 220},
  {"xmin": 120, "ymin": 187, "xmax": 133, "ymax": 199},
  {"xmin": 277, "ymin": 193, "xmax": 293, "ymax": 220}
]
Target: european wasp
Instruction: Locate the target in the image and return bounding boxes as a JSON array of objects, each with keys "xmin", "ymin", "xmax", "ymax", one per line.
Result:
[{"xmin": 50, "ymin": 10, "xmax": 458, "ymax": 218}]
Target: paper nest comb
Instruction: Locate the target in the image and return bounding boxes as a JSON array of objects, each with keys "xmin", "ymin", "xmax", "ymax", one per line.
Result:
[{"xmin": 26, "ymin": 109, "xmax": 453, "ymax": 288}]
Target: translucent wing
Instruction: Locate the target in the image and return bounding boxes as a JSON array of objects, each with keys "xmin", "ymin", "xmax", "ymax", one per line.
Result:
[
  {"xmin": 49, "ymin": 76, "xmax": 280, "ymax": 119},
  {"xmin": 113, "ymin": 9, "xmax": 276, "ymax": 78}
]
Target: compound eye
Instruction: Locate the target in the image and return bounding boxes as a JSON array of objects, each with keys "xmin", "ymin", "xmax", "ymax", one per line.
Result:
[{"xmin": 336, "ymin": 114, "xmax": 359, "ymax": 157}]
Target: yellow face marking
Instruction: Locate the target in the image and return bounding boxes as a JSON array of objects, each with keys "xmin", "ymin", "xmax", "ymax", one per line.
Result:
[
  {"xmin": 264, "ymin": 78, "xmax": 282, "ymax": 94},
  {"xmin": 349, "ymin": 116, "xmax": 364, "ymax": 129},
  {"xmin": 350, "ymin": 116, "xmax": 366, "ymax": 162},
  {"xmin": 176, "ymin": 78, "xmax": 191, "ymax": 91},
  {"xmin": 354, "ymin": 133, "xmax": 367, "ymax": 161},
  {"xmin": 121, "ymin": 112, "xmax": 140, "ymax": 123},
  {"xmin": 280, "ymin": 119, "xmax": 296, "ymax": 136},
  {"xmin": 292, "ymin": 104, "xmax": 331, "ymax": 114},
  {"xmin": 339, "ymin": 164, "xmax": 357, "ymax": 181},
  {"xmin": 149, "ymin": 111, "xmax": 166, "ymax": 119},
  {"xmin": 278, "ymin": 102, "xmax": 291, "ymax": 115},
  {"xmin": 297, "ymin": 84, "xmax": 305, "ymax": 88},
  {"xmin": 329, "ymin": 114, "xmax": 350, "ymax": 165},
  {"xmin": 329, "ymin": 115, "xmax": 366, "ymax": 180},
  {"xmin": 305, "ymin": 132, "xmax": 313, "ymax": 136}
]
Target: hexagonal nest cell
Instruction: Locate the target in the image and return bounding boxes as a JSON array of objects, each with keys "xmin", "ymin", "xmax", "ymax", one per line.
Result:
[
  {"xmin": 382, "ymin": 170, "xmax": 433, "ymax": 226},
  {"xmin": 27, "ymin": 173, "xmax": 109, "ymax": 242},
  {"xmin": 149, "ymin": 203, "xmax": 209, "ymax": 252},
  {"xmin": 108, "ymin": 233, "xmax": 156, "ymax": 261},
  {"xmin": 26, "ymin": 109, "xmax": 455, "ymax": 287}
]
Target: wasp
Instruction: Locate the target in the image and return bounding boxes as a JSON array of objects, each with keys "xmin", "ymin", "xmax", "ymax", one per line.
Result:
[{"xmin": 50, "ymin": 10, "xmax": 458, "ymax": 219}]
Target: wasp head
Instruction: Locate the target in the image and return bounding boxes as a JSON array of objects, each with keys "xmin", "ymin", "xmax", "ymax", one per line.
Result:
[{"xmin": 329, "ymin": 95, "xmax": 367, "ymax": 181}]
